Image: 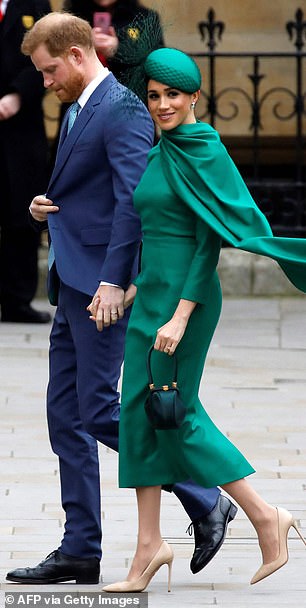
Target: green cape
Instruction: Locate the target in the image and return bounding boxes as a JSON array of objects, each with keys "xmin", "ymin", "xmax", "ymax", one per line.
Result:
[{"xmin": 158, "ymin": 121, "xmax": 306, "ymax": 293}]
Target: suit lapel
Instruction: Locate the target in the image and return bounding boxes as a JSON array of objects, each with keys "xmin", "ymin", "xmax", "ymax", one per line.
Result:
[
  {"xmin": 51, "ymin": 103, "xmax": 94, "ymax": 179},
  {"xmin": 48, "ymin": 74, "xmax": 116, "ymax": 192}
]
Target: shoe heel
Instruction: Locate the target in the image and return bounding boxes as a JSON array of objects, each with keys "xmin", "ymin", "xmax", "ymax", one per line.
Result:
[
  {"xmin": 292, "ymin": 521, "xmax": 306, "ymax": 546},
  {"xmin": 76, "ymin": 571, "xmax": 99, "ymax": 584},
  {"xmin": 228, "ymin": 504, "xmax": 238, "ymax": 522},
  {"xmin": 167, "ymin": 559, "xmax": 173, "ymax": 593}
]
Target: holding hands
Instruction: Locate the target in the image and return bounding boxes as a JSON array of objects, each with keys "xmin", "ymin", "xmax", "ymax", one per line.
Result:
[
  {"xmin": 88, "ymin": 285, "xmax": 124, "ymax": 332},
  {"xmin": 88, "ymin": 284, "xmax": 137, "ymax": 331},
  {"xmin": 87, "ymin": 287, "xmax": 197, "ymax": 356},
  {"xmin": 123, "ymin": 283, "xmax": 137, "ymax": 309}
]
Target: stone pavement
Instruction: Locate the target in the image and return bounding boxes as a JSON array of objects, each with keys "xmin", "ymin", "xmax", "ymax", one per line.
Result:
[{"xmin": 1, "ymin": 297, "xmax": 306, "ymax": 608}]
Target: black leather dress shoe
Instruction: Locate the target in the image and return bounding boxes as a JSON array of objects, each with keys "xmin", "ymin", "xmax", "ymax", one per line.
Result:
[
  {"xmin": 1, "ymin": 305, "xmax": 51, "ymax": 324},
  {"xmin": 6, "ymin": 550, "xmax": 100, "ymax": 584},
  {"xmin": 189, "ymin": 494, "xmax": 238, "ymax": 574}
]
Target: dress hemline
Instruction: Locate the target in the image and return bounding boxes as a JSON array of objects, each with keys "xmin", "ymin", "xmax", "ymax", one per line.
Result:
[{"xmin": 119, "ymin": 468, "xmax": 256, "ymax": 489}]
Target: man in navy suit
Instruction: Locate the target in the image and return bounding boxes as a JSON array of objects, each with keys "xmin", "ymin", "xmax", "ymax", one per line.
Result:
[{"xmin": 7, "ymin": 12, "xmax": 236, "ymax": 584}]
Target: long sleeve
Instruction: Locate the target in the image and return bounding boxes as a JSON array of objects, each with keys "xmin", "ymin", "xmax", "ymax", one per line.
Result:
[
  {"xmin": 99, "ymin": 98, "xmax": 154, "ymax": 288},
  {"xmin": 180, "ymin": 218, "xmax": 221, "ymax": 305}
]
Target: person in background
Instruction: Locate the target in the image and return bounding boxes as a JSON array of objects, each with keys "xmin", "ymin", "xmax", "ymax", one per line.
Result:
[
  {"xmin": 0, "ymin": 0, "xmax": 51, "ymax": 323},
  {"xmin": 62, "ymin": 0, "xmax": 164, "ymax": 95}
]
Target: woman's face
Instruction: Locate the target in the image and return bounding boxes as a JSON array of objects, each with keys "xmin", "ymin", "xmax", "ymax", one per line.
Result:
[{"xmin": 147, "ymin": 79, "xmax": 199, "ymax": 131}]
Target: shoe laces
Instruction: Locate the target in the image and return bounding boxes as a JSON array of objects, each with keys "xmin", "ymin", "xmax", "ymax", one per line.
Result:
[
  {"xmin": 186, "ymin": 522, "xmax": 194, "ymax": 537},
  {"xmin": 44, "ymin": 550, "xmax": 58, "ymax": 561}
]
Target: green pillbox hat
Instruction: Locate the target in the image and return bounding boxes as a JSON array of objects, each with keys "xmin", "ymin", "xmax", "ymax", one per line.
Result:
[{"xmin": 144, "ymin": 47, "xmax": 201, "ymax": 93}]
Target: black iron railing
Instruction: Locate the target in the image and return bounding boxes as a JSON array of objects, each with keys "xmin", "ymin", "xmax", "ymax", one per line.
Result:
[{"xmin": 192, "ymin": 8, "xmax": 306, "ymax": 236}]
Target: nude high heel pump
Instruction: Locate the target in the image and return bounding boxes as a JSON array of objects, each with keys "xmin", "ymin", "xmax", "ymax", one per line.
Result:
[
  {"xmin": 102, "ymin": 540, "xmax": 174, "ymax": 593},
  {"xmin": 250, "ymin": 507, "xmax": 306, "ymax": 584}
]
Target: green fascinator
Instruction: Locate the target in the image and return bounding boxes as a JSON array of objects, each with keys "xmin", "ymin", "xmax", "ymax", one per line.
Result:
[{"xmin": 144, "ymin": 48, "xmax": 201, "ymax": 93}]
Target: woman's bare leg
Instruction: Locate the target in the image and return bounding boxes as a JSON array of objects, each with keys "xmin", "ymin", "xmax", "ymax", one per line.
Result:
[
  {"xmin": 126, "ymin": 477, "xmax": 281, "ymax": 582},
  {"xmin": 127, "ymin": 485, "xmax": 163, "ymax": 581},
  {"xmin": 221, "ymin": 478, "xmax": 279, "ymax": 564}
]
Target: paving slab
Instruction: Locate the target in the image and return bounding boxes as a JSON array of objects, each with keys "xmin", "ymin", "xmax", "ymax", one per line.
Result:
[{"xmin": 0, "ymin": 297, "xmax": 306, "ymax": 608}]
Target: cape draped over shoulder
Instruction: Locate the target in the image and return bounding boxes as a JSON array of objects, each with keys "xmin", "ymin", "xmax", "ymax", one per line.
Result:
[{"xmin": 158, "ymin": 121, "xmax": 306, "ymax": 294}]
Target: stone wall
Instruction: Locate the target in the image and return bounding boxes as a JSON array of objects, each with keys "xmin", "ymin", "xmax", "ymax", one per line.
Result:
[
  {"xmin": 144, "ymin": 0, "xmax": 306, "ymax": 137},
  {"xmin": 142, "ymin": 0, "xmax": 305, "ymax": 53},
  {"xmin": 50, "ymin": 0, "xmax": 306, "ymax": 54}
]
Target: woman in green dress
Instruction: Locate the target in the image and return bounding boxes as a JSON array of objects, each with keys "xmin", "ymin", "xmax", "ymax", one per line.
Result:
[{"xmin": 101, "ymin": 48, "xmax": 306, "ymax": 592}]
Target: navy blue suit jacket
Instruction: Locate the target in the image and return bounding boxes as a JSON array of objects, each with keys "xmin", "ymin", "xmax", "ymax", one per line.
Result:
[{"xmin": 47, "ymin": 73, "xmax": 154, "ymax": 298}]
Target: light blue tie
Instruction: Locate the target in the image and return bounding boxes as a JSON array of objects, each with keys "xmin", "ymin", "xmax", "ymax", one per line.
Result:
[
  {"xmin": 48, "ymin": 102, "xmax": 80, "ymax": 270},
  {"xmin": 67, "ymin": 101, "xmax": 80, "ymax": 133},
  {"xmin": 48, "ymin": 241, "xmax": 55, "ymax": 269}
]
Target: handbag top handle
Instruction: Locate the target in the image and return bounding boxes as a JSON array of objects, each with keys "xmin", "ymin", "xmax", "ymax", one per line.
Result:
[{"xmin": 146, "ymin": 345, "xmax": 178, "ymax": 390}]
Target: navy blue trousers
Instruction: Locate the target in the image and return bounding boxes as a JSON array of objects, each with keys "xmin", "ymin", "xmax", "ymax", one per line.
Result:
[{"xmin": 47, "ymin": 283, "xmax": 220, "ymax": 559}]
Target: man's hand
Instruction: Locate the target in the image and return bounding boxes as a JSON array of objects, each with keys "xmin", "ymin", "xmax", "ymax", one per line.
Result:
[
  {"xmin": 29, "ymin": 195, "xmax": 60, "ymax": 222},
  {"xmin": 92, "ymin": 26, "xmax": 119, "ymax": 58},
  {"xmin": 0, "ymin": 93, "xmax": 21, "ymax": 120},
  {"xmin": 87, "ymin": 284, "xmax": 124, "ymax": 332}
]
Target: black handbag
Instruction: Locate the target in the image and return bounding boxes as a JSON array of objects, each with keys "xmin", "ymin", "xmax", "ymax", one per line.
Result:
[{"xmin": 144, "ymin": 345, "xmax": 187, "ymax": 430}]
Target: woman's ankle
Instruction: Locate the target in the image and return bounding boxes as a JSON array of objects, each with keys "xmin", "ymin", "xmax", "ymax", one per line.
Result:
[
  {"xmin": 136, "ymin": 536, "xmax": 163, "ymax": 551},
  {"xmin": 127, "ymin": 539, "xmax": 163, "ymax": 581},
  {"xmin": 252, "ymin": 504, "xmax": 276, "ymax": 531}
]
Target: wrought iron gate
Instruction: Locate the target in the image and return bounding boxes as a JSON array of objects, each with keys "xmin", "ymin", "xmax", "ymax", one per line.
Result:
[{"xmin": 192, "ymin": 8, "xmax": 306, "ymax": 236}]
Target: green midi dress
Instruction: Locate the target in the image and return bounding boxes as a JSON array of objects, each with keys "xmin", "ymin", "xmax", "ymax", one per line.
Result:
[{"xmin": 118, "ymin": 122, "xmax": 306, "ymax": 489}]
